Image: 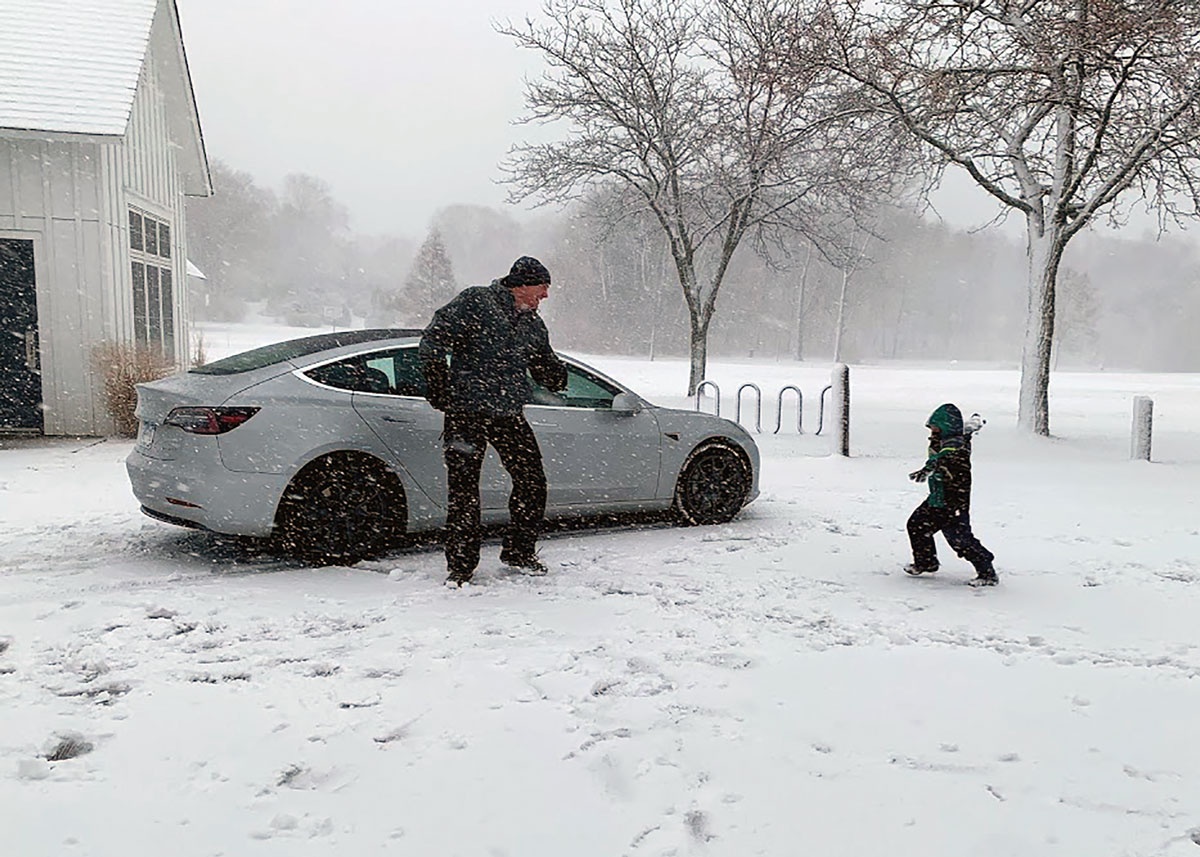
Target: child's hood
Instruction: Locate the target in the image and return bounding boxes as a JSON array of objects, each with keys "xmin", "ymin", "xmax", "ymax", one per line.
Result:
[{"xmin": 926, "ymin": 403, "xmax": 964, "ymax": 437}]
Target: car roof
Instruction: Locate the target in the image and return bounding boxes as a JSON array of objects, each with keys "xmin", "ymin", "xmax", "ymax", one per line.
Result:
[{"xmin": 190, "ymin": 329, "xmax": 423, "ymax": 376}]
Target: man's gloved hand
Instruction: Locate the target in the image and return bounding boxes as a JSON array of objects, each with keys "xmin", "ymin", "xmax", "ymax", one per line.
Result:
[
  {"xmin": 909, "ymin": 468, "xmax": 929, "ymax": 483},
  {"xmin": 964, "ymin": 412, "xmax": 986, "ymax": 434}
]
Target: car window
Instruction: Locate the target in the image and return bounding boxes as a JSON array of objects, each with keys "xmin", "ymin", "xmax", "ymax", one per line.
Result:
[
  {"xmin": 365, "ymin": 347, "xmax": 427, "ymax": 397},
  {"xmin": 529, "ymin": 364, "xmax": 620, "ymax": 408},
  {"xmin": 305, "ymin": 347, "xmax": 426, "ymax": 396},
  {"xmin": 305, "ymin": 357, "xmax": 391, "ymax": 394}
]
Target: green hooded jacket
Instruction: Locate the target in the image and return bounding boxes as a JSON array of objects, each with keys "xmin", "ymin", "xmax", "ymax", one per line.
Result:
[{"xmin": 919, "ymin": 403, "xmax": 973, "ymax": 511}]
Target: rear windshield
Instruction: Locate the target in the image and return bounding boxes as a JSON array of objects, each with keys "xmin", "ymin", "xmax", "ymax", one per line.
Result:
[{"xmin": 190, "ymin": 329, "xmax": 422, "ymax": 375}]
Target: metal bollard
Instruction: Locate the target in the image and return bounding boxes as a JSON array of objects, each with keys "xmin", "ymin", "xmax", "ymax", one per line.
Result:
[
  {"xmin": 1131, "ymin": 395, "xmax": 1153, "ymax": 461},
  {"xmin": 830, "ymin": 363, "xmax": 850, "ymax": 456}
]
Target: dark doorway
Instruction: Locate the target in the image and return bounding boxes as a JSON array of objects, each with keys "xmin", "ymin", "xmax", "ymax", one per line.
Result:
[{"xmin": 0, "ymin": 239, "xmax": 43, "ymax": 433}]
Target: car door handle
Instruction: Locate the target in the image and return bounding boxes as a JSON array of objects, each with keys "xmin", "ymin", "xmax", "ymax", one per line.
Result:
[{"xmin": 381, "ymin": 415, "xmax": 413, "ymax": 424}]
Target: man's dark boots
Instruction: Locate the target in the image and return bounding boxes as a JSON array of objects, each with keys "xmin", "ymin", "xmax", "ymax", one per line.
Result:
[{"xmin": 500, "ymin": 549, "xmax": 549, "ymax": 576}]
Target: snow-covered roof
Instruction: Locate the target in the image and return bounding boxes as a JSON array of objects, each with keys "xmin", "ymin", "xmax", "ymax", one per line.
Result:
[{"xmin": 0, "ymin": 0, "xmax": 159, "ymax": 136}]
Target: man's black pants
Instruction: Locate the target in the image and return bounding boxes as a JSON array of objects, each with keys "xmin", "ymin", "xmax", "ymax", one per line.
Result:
[
  {"xmin": 907, "ymin": 501, "xmax": 994, "ymax": 571},
  {"xmin": 442, "ymin": 412, "xmax": 547, "ymax": 577}
]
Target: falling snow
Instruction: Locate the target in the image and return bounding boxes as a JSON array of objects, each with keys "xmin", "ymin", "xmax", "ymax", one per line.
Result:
[{"xmin": 2, "ymin": 327, "xmax": 1199, "ymax": 856}]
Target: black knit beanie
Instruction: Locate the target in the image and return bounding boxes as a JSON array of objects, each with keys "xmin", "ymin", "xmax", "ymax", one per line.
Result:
[{"xmin": 502, "ymin": 256, "xmax": 551, "ymax": 287}]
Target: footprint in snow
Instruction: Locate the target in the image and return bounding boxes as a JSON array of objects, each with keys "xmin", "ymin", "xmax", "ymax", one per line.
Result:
[
  {"xmin": 685, "ymin": 810, "xmax": 715, "ymax": 842},
  {"xmin": 56, "ymin": 680, "xmax": 131, "ymax": 705},
  {"xmin": 45, "ymin": 733, "xmax": 94, "ymax": 761},
  {"xmin": 697, "ymin": 651, "xmax": 754, "ymax": 670},
  {"xmin": 275, "ymin": 764, "xmax": 352, "ymax": 791}
]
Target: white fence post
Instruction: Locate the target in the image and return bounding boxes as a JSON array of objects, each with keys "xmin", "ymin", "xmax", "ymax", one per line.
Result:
[
  {"xmin": 1131, "ymin": 396, "xmax": 1153, "ymax": 461},
  {"xmin": 830, "ymin": 363, "xmax": 850, "ymax": 457}
]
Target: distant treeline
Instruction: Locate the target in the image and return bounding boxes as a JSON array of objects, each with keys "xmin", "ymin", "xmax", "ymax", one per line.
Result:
[{"xmin": 187, "ymin": 159, "xmax": 1200, "ymax": 372}]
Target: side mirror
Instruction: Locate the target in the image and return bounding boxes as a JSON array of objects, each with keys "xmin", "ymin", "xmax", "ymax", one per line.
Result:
[{"xmin": 611, "ymin": 392, "xmax": 642, "ymax": 415}]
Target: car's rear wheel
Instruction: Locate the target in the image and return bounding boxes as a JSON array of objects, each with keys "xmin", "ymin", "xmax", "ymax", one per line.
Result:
[
  {"xmin": 274, "ymin": 453, "xmax": 407, "ymax": 564},
  {"xmin": 674, "ymin": 443, "xmax": 752, "ymax": 526}
]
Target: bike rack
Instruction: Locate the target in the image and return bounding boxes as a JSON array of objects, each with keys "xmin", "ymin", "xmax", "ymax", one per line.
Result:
[
  {"xmin": 815, "ymin": 384, "xmax": 832, "ymax": 435},
  {"xmin": 735, "ymin": 383, "xmax": 762, "ymax": 433},
  {"xmin": 695, "ymin": 380, "xmax": 721, "ymax": 416},
  {"xmin": 697, "ymin": 380, "xmax": 807, "ymax": 436},
  {"xmin": 774, "ymin": 385, "xmax": 803, "ymax": 434}
]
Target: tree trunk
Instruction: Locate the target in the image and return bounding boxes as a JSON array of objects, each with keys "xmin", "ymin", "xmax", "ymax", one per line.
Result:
[
  {"xmin": 793, "ymin": 243, "xmax": 813, "ymax": 361},
  {"xmin": 649, "ymin": 280, "xmax": 663, "ymax": 362},
  {"xmin": 648, "ymin": 240, "xmax": 668, "ymax": 361},
  {"xmin": 889, "ymin": 286, "xmax": 907, "ymax": 359},
  {"xmin": 687, "ymin": 313, "xmax": 711, "ymax": 396},
  {"xmin": 1018, "ymin": 225, "xmax": 1066, "ymax": 436},
  {"xmin": 832, "ymin": 264, "xmax": 851, "ymax": 364},
  {"xmin": 673, "ymin": 254, "xmax": 712, "ymax": 396}
]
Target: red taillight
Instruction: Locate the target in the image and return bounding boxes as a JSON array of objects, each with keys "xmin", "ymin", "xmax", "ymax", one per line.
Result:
[{"xmin": 164, "ymin": 407, "xmax": 260, "ymax": 435}]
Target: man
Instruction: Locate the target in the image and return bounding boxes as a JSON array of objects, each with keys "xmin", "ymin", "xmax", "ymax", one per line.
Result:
[{"xmin": 419, "ymin": 256, "xmax": 568, "ymax": 586}]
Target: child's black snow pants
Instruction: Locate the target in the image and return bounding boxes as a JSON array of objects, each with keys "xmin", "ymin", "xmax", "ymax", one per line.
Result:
[{"xmin": 907, "ymin": 501, "xmax": 994, "ymax": 571}]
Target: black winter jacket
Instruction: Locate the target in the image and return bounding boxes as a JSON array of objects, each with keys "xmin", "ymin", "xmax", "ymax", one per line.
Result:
[{"xmin": 418, "ymin": 282, "xmax": 567, "ymax": 417}]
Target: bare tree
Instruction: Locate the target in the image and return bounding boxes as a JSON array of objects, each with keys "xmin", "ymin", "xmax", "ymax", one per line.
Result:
[
  {"xmin": 831, "ymin": 225, "xmax": 873, "ymax": 363},
  {"xmin": 1053, "ymin": 267, "xmax": 1100, "ymax": 368},
  {"xmin": 185, "ymin": 159, "xmax": 277, "ymax": 320},
  {"xmin": 271, "ymin": 174, "xmax": 351, "ymax": 322},
  {"xmin": 431, "ymin": 205, "xmax": 525, "ymax": 286},
  {"xmin": 819, "ymin": 0, "xmax": 1200, "ymax": 434},
  {"xmin": 792, "ymin": 241, "xmax": 814, "ymax": 361},
  {"xmin": 499, "ymin": 0, "xmax": 901, "ymax": 393}
]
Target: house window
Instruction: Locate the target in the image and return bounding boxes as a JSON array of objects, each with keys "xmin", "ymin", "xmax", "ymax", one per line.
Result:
[{"xmin": 130, "ymin": 209, "xmax": 174, "ymax": 354}]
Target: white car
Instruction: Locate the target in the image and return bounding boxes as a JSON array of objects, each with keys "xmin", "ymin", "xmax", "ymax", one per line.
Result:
[{"xmin": 127, "ymin": 330, "xmax": 760, "ymax": 561}]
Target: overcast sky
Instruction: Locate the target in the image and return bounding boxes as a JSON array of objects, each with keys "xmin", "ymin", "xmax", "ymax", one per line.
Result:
[
  {"xmin": 175, "ymin": 0, "xmax": 1039, "ymax": 243},
  {"xmin": 177, "ymin": 0, "xmax": 554, "ymax": 239}
]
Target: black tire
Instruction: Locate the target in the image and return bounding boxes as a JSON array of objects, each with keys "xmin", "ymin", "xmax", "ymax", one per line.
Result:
[
  {"xmin": 274, "ymin": 454, "xmax": 407, "ymax": 564},
  {"xmin": 674, "ymin": 444, "xmax": 752, "ymax": 526}
]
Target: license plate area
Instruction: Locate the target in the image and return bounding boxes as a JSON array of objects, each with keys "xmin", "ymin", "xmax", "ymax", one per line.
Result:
[{"xmin": 137, "ymin": 421, "xmax": 157, "ymax": 450}]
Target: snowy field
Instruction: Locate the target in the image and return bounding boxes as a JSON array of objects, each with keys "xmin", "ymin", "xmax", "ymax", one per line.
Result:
[{"xmin": 2, "ymin": 321, "xmax": 1199, "ymax": 856}]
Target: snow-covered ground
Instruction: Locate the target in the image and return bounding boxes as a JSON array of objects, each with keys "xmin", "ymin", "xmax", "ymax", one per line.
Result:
[{"xmin": 2, "ymin": 323, "xmax": 1199, "ymax": 856}]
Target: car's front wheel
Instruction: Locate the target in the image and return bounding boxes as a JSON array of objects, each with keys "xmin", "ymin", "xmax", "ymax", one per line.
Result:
[
  {"xmin": 274, "ymin": 453, "xmax": 407, "ymax": 564},
  {"xmin": 674, "ymin": 443, "xmax": 751, "ymax": 526}
]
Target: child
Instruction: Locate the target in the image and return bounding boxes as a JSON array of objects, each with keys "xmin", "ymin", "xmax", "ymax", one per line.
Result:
[{"xmin": 905, "ymin": 403, "xmax": 998, "ymax": 586}]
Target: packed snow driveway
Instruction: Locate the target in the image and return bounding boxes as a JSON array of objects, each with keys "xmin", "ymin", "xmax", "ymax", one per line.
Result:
[{"xmin": 3, "ymin": 412, "xmax": 1200, "ymax": 857}]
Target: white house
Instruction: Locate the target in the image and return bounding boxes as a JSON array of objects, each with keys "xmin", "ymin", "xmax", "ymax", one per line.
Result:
[{"xmin": 0, "ymin": 0, "xmax": 211, "ymax": 436}]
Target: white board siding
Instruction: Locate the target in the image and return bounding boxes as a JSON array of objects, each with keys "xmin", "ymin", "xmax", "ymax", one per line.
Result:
[
  {"xmin": 123, "ymin": 29, "xmax": 178, "ymax": 209},
  {"xmin": 118, "ymin": 12, "xmax": 189, "ymax": 368},
  {"xmin": 0, "ymin": 137, "xmax": 110, "ymax": 434},
  {"xmin": 98, "ymin": 143, "xmax": 128, "ymax": 353}
]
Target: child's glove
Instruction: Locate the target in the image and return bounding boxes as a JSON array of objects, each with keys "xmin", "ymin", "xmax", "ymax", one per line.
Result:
[
  {"xmin": 909, "ymin": 468, "xmax": 929, "ymax": 483},
  {"xmin": 964, "ymin": 412, "xmax": 986, "ymax": 434}
]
